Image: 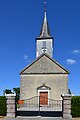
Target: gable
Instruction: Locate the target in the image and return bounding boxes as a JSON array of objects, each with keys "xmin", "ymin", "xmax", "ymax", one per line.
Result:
[{"xmin": 20, "ymin": 54, "xmax": 69, "ymax": 74}]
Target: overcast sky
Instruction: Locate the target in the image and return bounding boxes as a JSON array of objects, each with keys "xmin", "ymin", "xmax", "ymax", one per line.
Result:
[{"xmin": 0, "ymin": 0, "xmax": 80, "ymax": 96}]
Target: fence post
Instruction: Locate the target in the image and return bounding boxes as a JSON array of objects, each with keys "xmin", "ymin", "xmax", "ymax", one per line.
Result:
[
  {"xmin": 5, "ymin": 93, "xmax": 16, "ymax": 118},
  {"xmin": 61, "ymin": 94, "xmax": 72, "ymax": 119}
]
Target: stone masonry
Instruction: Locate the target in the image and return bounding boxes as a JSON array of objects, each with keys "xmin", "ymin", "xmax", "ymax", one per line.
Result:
[
  {"xmin": 62, "ymin": 94, "xmax": 72, "ymax": 119},
  {"xmin": 5, "ymin": 94, "xmax": 16, "ymax": 118}
]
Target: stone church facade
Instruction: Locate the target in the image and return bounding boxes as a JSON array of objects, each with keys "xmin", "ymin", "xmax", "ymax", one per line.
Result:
[{"xmin": 20, "ymin": 4, "xmax": 69, "ymax": 105}]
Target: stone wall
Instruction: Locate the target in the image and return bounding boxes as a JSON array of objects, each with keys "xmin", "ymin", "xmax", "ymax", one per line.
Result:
[{"xmin": 20, "ymin": 74, "xmax": 68, "ymax": 100}]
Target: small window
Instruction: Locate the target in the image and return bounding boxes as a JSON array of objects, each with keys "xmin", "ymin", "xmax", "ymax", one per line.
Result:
[{"xmin": 43, "ymin": 41, "xmax": 46, "ymax": 48}]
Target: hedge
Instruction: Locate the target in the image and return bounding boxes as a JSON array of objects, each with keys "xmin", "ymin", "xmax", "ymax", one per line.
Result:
[
  {"xmin": 71, "ymin": 96, "xmax": 80, "ymax": 117},
  {"xmin": 0, "ymin": 96, "xmax": 6, "ymax": 116}
]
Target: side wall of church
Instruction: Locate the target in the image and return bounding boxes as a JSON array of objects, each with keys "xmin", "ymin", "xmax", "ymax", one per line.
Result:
[{"xmin": 20, "ymin": 74, "xmax": 68, "ymax": 100}]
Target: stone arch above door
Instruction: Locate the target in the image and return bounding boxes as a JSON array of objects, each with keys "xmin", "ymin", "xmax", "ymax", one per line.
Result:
[{"xmin": 37, "ymin": 84, "xmax": 51, "ymax": 90}]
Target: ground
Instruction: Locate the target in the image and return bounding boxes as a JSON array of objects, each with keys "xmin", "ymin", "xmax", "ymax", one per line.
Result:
[
  {"xmin": 0, "ymin": 116, "xmax": 80, "ymax": 120},
  {"xmin": 72, "ymin": 118, "xmax": 80, "ymax": 120}
]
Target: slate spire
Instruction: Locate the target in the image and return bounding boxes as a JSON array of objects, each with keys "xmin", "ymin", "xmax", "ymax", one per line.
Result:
[{"xmin": 39, "ymin": 1, "xmax": 51, "ymax": 38}]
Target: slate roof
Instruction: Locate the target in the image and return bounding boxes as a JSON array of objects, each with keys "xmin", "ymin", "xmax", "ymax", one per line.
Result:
[
  {"xmin": 35, "ymin": 2, "xmax": 53, "ymax": 40},
  {"xmin": 39, "ymin": 11, "xmax": 51, "ymax": 38}
]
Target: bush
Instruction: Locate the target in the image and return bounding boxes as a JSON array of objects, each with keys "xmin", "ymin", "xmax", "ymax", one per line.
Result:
[
  {"xmin": 0, "ymin": 96, "xmax": 6, "ymax": 116},
  {"xmin": 71, "ymin": 96, "xmax": 80, "ymax": 117}
]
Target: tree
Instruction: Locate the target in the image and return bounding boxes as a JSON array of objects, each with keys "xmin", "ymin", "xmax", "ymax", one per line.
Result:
[
  {"xmin": 4, "ymin": 89, "xmax": 12, "ymax": 95},
  {"xmin": 13, "ymin": 87, "xmax": 20, "ymax": 102},
  {"xmin": 3, "ymin": 87, "xmax": 20, "ymax": 102},
  {"xmin": 68, "ymin": 89, "xmax": 71, "ymax": 94}
]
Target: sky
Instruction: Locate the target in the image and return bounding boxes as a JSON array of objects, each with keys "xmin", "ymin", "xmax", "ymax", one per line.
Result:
[{"xmin": 0, "ymin": 0, "xmax": 80, "ymax": 96}]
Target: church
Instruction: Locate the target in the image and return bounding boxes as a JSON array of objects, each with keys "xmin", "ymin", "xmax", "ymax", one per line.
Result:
[{"xmin": 20, "ymin": 3, "xmax": 69, "ymax": 106}]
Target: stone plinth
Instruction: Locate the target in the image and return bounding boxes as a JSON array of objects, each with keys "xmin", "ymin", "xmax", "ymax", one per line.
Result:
[
  {"xmin": 61, "ymin": 94, "xmax": 72, "ymax": 119},
  {"xmin": 5, "ymin": 94, "xmax": 16, "ymax": 118}
]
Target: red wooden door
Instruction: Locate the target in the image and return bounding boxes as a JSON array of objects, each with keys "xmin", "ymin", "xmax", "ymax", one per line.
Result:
[{"xmin": 40, "ymin": 92, "xmax": 48, "ymax": 105}]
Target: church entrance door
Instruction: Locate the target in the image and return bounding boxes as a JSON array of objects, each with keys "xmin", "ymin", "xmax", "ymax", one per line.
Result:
[{"xmin": 40, "ymin": 92, "xmax": 48, "ymax": 105}]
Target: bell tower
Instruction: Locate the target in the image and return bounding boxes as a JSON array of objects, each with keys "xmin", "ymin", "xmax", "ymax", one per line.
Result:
[{"xmin": 36, "ymin": 1, "xmax": 54, "ymax": 58}]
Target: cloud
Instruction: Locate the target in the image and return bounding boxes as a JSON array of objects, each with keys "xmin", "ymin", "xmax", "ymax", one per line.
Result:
[
  {"xmin": 24, "ymin": 55, "xmax": 31, "ymax": 63},
  {"xmin": 72, "ymin": 50, "xmax": 80, "ymax": 55},
  {"xmin": 24, "ymin": 55, "xmax": 28, "ymax": 60},
  {"xmin": 66, "ymin": 59, "xmax": 76, "ymax": 65}
]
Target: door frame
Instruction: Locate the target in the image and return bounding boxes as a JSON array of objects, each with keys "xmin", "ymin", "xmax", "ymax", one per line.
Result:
[{"xmin": 38, "ymin": 90, "xmax": 50, "ymax": 106}]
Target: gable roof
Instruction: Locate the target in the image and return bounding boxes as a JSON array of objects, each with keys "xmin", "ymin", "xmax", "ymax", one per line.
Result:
[{"xmin": 20, "ymin": 53, "xmax": 69, "ymax": 74}]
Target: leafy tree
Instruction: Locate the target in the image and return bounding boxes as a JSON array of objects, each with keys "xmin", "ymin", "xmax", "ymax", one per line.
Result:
[
  {"xmin": 4, "ymin": 89, "xmax": 12, "ymax": 95},
  {"xmin": 68, "ymin": 89, "xmax": 71, "ymax": 94},
  {"xmin": 3, "ymin": 87, "xmax": 20, "ymax": 103},
  {"xmin": 13, "ymin": 87, "xmax": 20, "ymax": 96},
  {"xmin": 13, "ymin": 87, "xmax": 20, "ymax": 102}
]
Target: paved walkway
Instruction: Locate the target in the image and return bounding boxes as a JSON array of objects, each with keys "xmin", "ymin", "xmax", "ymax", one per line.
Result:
[{"xmin": 3, "ymin": 116, "xmax": 71, "ymax": 120}]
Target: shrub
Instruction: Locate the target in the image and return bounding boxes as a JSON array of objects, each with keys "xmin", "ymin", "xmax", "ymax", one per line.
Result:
[
  {"xmin": 0, "ymin": 96, "xmax": 6, "ymax": 116},
  {"xmin": 71, "ymin": 96, "xmax": 80, "ymax": 117}
]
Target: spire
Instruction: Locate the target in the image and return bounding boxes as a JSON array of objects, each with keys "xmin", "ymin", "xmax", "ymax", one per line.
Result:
[{"xmin": 39, "ymin": 1, "xmax": 51, "ymax": 38}]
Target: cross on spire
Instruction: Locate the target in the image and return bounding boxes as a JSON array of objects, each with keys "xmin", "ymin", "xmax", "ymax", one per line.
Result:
[{"xmin": 44, "ymin": 1, "xmax": 47, "ymax": 12}]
